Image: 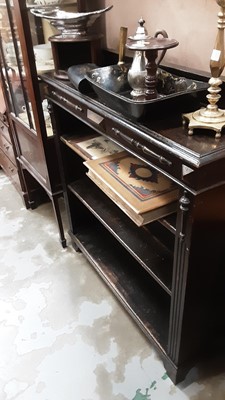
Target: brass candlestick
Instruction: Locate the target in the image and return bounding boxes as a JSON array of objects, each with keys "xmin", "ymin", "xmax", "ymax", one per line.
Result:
[{"xmin": 183, "ymin": 0, "xmax": 225, "ymax": 138}]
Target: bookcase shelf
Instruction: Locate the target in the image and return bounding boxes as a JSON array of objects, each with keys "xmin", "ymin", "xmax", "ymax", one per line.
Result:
[
  {"xmin": 69, "ymin": 178, "xmax": 174, "ymax": 294},
  {"xmin": 159, "ymin": 214, "xmax": 176, "ymax": 234}
]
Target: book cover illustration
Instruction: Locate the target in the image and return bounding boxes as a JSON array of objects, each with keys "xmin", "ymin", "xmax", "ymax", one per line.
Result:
[
  {"xmin": 66, "ymin": 134, "xmax": 123, "ymax": 160},
  {"xmin": 84, "ymin": 152, "xmax": 179, "ymax": 214},
  {"xmin": 87, "ymin": 169, "xmax": 177, "ymax": 226}
]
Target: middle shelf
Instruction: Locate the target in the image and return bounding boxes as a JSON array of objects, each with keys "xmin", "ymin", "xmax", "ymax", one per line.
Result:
[{"xmin": 68, "ymin": 177, "xmax": 175, "ymax": 295}]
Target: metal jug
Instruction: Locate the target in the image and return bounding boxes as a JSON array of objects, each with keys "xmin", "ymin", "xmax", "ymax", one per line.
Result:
[{"xmin": 127, "ymin": 18, "xmax": 168, "ymax": 98}]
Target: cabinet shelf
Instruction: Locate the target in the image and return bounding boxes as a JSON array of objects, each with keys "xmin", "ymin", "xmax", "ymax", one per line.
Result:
[
  {"xmin": 70, "ymin": 220, "xmax": 170, "ymax": 351},
  {"xmin": 69, "ymin": 177, "xmax": 174, "ymax": 294},
  {"xmin": 159, "ymin": 214, "xmax": 176, "ymax": 234}
]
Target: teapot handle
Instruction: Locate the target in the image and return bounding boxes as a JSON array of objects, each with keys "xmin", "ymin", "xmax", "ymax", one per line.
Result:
[{"xmin": 154, "ymin": 29, "xmax": 168, "ymax": 66}]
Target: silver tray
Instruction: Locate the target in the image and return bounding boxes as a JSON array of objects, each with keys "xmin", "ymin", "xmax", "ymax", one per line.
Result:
[{"xmin": 85, "ymin": 64, "xmax": 209, "ymax": 119}]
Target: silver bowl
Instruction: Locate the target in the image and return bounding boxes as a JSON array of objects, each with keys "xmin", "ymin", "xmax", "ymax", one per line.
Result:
[
  {"xmin": 34, "ymin": 0, "xmax": 62, "ymax": 5},
  {"xmin": 30, "ymin": 6, "xmax": 113, "ymax": 37}
]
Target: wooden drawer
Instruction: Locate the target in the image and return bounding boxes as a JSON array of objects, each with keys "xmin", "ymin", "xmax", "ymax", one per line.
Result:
[
  {"xmin": 47, "ymin": 87, "xmax": 86, "ymax": 119},
  {"xmin": 105, "ymin": 118, "xmax": 182, "ymax": 180},
  {"xmin": 47, "ymin": 86, "xmax": 107, "ymax": 135},
  {"xmin": 0, "ymin": 120, "xmax": 11, "ymax": 144},
  {"xmin": 0, "ymin": 133, "xmax": 15, "ymax": 162},
  {"xmin": 0, "ymin": 149, "xmax": 20, "ymax": 187}
]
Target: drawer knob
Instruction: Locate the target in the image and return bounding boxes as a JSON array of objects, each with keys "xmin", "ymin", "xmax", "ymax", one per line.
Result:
[{"xmin": 51, "ymin": 91, "xmax": 83, "ymax": 113}]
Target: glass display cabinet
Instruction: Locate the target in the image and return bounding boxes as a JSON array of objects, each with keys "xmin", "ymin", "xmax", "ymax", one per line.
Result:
[
  {"xmin": 0, "ymin": 0, "xmax": 107, "ymax": 247},
  {"xmin": 0, "ymin": 0, "xmax": 81, "ymax": 247},
  {"xmin": 0, "ymin": 1, "xmax": 32, "ymax": 204}
]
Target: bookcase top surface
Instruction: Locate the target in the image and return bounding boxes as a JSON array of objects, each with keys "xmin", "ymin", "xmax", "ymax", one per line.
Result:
[{"xmin": 41, "ymin": 72, "xmax": 225, "ymax": 169}]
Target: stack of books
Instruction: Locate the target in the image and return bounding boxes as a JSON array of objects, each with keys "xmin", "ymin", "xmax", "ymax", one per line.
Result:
[{"xmin": 84, "ymin": 151, "xmax": 179, "ymax": 226}]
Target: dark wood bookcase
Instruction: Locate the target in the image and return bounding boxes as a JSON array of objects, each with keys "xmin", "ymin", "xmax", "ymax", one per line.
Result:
[{"xmin": 41, "ymin": 67, "xmax": 225, "ymax": 384}]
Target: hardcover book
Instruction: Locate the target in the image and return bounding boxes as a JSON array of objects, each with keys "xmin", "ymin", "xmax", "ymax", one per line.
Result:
[
  {"xmin": 61, "ymin": 134, "xmax": 123, "ymax": 160},
  {"xmin": 84, "ymin": 152, "xmax": 179, "ymax": 226}
]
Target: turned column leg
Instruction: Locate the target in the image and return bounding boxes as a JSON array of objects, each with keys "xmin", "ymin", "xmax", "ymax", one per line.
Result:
[
  {"xmin": 144, "ymin": 49, "xmax": 158, "ymax": 100},
  {"xmin": 51, "ymin": 194, "xmax": 67, "ymax": 248}
]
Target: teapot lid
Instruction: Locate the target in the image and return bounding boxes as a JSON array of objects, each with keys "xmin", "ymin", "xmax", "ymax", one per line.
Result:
[{"xmin": 129, "ymin": 17, "xmax": 149, "ymax": 41}]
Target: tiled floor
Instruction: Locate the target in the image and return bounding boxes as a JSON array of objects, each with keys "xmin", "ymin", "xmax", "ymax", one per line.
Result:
[{"xmin": 1, "ymin": 170, "xmax": 225, "ymax": 400}]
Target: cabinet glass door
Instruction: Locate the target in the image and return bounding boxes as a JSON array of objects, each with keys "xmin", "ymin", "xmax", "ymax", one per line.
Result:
[
  {"xmin": 0, "ymin": 0, "xmax": 79, "ymax": 135},
  {"xmin": 0, "ymin": 0, "xmax": 36, "ymax": 129}
]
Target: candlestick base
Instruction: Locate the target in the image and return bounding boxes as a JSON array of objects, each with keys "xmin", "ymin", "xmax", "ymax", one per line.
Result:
[{"xmin": 183, "ymin": 108, "xmax": 225, "ymax": 138}]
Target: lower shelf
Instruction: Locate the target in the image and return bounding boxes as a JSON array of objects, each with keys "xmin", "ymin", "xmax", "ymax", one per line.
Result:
[{"xmin": 70, "ymin": 219, "xmax": 170, "ymax": 354}]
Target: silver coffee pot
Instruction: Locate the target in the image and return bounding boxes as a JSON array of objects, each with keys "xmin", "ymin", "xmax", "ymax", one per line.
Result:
[
  {"xmin": 127, "ymin": 18, "xmax": 149, "ymax": 98},
  {"xmin": 126, "ymin": 18, "xmax": 175, "ymax": 99}
]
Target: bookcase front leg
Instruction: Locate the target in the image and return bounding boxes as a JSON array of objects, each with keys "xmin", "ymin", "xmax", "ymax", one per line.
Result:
[
  {"xmin": 167, "ymin": 185, "xmax": 225, "ymax": 383},
  {"xmin": 167, "ymin": 190, "xmax": 193, "ymax": 383}
]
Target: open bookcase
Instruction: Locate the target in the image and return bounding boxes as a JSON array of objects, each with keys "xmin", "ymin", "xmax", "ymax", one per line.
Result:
[
  {"xmin": 59, "ymin": 120, "xmax": 176, "ymax": 354},
  {"xmin": 41, "ymin": 70, "xmax": 225, "ymax": 384}
]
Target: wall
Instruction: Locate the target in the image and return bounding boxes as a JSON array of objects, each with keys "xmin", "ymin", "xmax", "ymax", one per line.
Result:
[{"xmin": 102, "ymin": 0, "xmax": 220, "ymax": 75}]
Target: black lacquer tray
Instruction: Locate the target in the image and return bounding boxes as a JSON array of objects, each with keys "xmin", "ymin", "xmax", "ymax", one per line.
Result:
[{"xmin": 85, "ymin": 64, "xmax": 209, "ymax": 120}]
